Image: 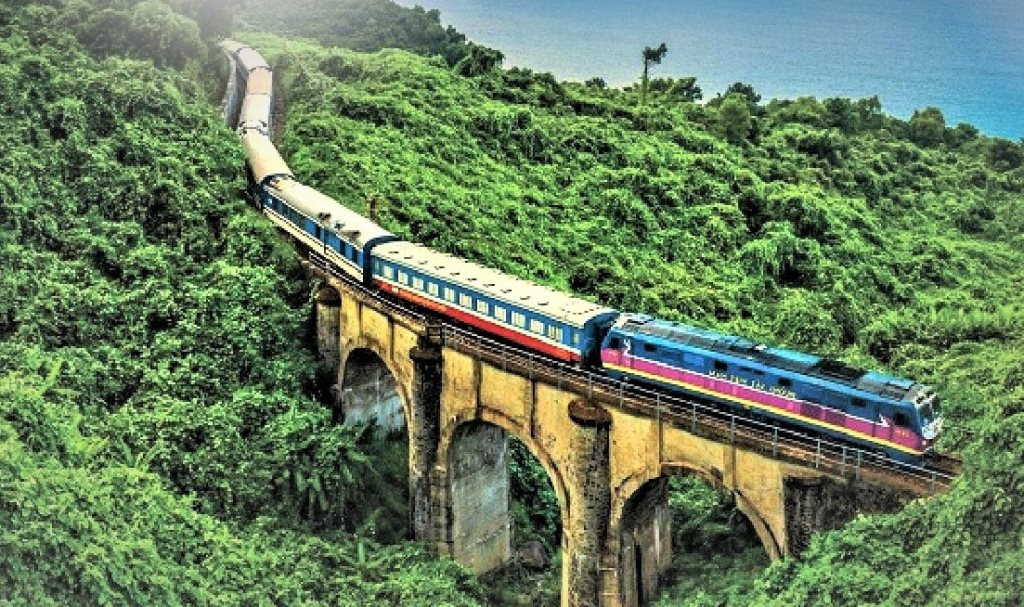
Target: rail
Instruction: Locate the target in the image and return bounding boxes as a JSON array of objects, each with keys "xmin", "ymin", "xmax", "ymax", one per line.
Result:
[{"xmin": 307, "ymin": 252, "xmax": 956, "ymax": 495}]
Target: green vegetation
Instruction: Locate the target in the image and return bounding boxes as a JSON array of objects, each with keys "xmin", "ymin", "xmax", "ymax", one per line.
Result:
[
  {"xmin": 653, "ymin": 476, "xmax": 769, "ymax": 606},
  {"xmin": 5, "ymin": 0, "xmax": 1023, "ymax": 602},
  {"xmin": 241, "ymin": 0, "xmax": 474, "ymax": 66},
  {"xmin": 0, "ymin": 1, "xmax": 483, "ymax": 604},
  {"xmin": 243, "ymin": 25, "xmax": 1024, "ymax": 603}
]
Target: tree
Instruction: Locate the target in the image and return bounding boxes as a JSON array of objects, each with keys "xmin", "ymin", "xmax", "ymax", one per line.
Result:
[
  {"xmin": 986, "ymin": 138, "xmax": 1023, "ymax": 171},
  {"xmin": 453, "ymin": 42, "xmax": 503, "ymax": 77},
  {"xmin": 640, "ymin": 42, "xmax": 668, "ymax": 105},
  {"xmin": 722, "ymin": 81, "xmax": 761, "ymax": 105},
  {"xmin": 718, "ymin": 93, "xmax": 753, "ymax": 144},
  {"xmin": 907, "ymin": 106, "xmax": 946, "ymax": 147},
  {"xmin": 647, "ymin": 76, "xmax": 702, "ymax": 102},
  {"xmin": 584, "ymin": 77, "xmax": 607, "ymax": 89}
]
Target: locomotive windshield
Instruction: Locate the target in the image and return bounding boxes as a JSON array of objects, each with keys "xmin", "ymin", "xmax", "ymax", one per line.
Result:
[
  {"xmin": 916, "ymin": 388, "xmax": 942, "ymax": 441},
  {"xmin": 919, "ymin": 398, "xmax": 937, "ymax": 424}
]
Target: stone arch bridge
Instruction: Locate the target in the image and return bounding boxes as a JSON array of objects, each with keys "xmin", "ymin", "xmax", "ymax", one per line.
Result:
[{"xmin": 307, "ymin": 256, "xmax": 954, "ymax": 607}]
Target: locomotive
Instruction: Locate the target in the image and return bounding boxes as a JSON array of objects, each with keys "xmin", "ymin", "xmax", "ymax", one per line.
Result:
[{"xmin": 221, "ymin": 41, "xmax": 942, "ymax": 464}]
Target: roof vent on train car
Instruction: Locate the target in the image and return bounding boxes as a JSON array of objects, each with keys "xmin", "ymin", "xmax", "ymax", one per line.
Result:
[{"xmin": 812, "ymin": 359, "xmax": 865, "ymax": 382}]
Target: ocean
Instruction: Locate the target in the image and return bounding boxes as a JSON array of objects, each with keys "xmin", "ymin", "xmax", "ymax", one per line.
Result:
[{"xmin": 396, "ymin": 0, "xmax": 1024, "ymax": 139}]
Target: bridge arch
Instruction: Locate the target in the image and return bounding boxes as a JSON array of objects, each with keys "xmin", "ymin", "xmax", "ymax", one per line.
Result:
[
  {"xmin": 335, "ymin": 343, "xmax": 416, "ymax": 542},
  {"xmin": 338, "ymin": 346, "xmax": 409, "ymax": 434},
  {"xmin": 439, "ymin": 414, "xmax": 570, "ymax": 578},
  {"xmin": 610, "ymin": 462, "xmax": 780, "ymax": 606}
]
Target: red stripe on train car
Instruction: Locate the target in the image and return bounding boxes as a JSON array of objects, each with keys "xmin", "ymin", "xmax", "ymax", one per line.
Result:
[{"xmin": 375, "ymin": 280, "xmax": 582, "ymax": 363}]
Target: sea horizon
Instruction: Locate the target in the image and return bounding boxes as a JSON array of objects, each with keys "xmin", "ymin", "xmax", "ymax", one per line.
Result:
[{"xmin": 397, "ymin": 0, "xmax": 1024, "ymax": 139}]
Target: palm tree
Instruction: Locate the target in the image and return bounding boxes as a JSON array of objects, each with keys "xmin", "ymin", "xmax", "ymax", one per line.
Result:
[{"xmin": 640, "ymin": 43, "xmax": 668, "ymax": 105}]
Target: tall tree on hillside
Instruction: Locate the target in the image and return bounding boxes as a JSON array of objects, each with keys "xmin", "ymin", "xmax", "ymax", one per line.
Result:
[{"xmin": 640, "ymin": 42, "xmax": 668, "ymax": 105}]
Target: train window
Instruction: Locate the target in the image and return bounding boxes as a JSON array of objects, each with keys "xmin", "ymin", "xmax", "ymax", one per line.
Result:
[
  {"xmin": 494, "ymin": 306, "xmax": 508, "ymax": 322},
  {"xmin": 384, "ymin": 266, "xmax": 395, "ymax": 280},
  {"xmin": 893, "ymin": 412, "xmax": 910, "ymax": 427},
  {"xmin": 547, "ymin": 325, "xmax": 563, "ymax": 341},
  {"xmin": 428, "ymin": 282, "xmax": 439, "ymax": 297},
  {"xmin": 572, "ymin": 332, "xmax": 581, "ymax": 346},
  {"xmin": 608, "ymin": 337, "xmax": 622, "ymax": 349},
  {"xmin": 852, "ymin": 397, "xmax": 866, "ymax": 408},
  {"xmin": 459, "ymin": 293, "xmax": 472, "ymax": 308},
  {"xmin": 512, "ymin": 311, "xmax": 526, "ymax": 328},
  {"xmin": 643, "ymin": 343, "xmax": 657, "ymax": 352},
  {"xmin": 314, "ymin": 226, "xmax": 323, "ymax": 239},
  {"xmin": 444, "ymin": 287, "xmax": 456, "ymax": 302},
  {"xmin": 778, "ymin": 377, "xmax": 792, "ymax": 388},
  {"xmin": 713, "ymin": 360, "xmax": 728, "ymax": 371},
  {"xmin": 413, "ymin": 277, "xmax": 424, "ymax": 290},
  {"xmin": 398, "ymin": 271, "xmax": 409, "ymax": 285},
  {"xmin": 476, "ymin": 300, "xmax": 489, "ymax": 314},
  {"xmin": 530, "ymin": 319, "xmax": 544, "ymax": 334}
]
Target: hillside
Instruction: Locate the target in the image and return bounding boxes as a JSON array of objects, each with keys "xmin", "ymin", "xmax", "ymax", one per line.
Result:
[
  {"xmin": 0, "ymin": 2, "xmax": 483, "ymax": 604},
  {"xmin": 242, "ymin": 28, "xmax": 1024, "ymax": 605}
]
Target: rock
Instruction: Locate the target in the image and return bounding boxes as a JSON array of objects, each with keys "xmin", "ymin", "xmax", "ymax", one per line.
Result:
[{"xmin": 516, "ymin": 540, "xmax": 548, "ymax": 571}]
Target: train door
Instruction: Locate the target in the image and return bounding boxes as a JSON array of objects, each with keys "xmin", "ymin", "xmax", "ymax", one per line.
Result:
[{"xmin": 603, "ymin": 334, "xmax": 631, "ymax": 370}]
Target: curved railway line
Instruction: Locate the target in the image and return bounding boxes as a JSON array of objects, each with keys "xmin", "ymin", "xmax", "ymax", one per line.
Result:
[{"xmin": 219, "ymin": 40, "xmax": 960, "ymax": 497}]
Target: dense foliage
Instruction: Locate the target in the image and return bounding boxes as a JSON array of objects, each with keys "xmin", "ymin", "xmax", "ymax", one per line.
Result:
[
  {"xmin": 241, "ymin": 0, "xmax": 475, "ymax": 66},
  {"xmin": 0, "ymin": 2, "xmax": 484, "ymax": 604},
  {"xmin": 242, "ymin": 29, "xmax": 1024, "ymax": 604}
]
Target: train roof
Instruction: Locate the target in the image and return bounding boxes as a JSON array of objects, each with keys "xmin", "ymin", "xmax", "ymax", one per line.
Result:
[
  {"xmin": 267, "ymin": 180, "xmax": 396, "ymax": 249},
  {"xmin": 618, "ymin": 315, "xmax": 918, "ymax": 400},
  {"xmin": 242, "ymin": 132, "xmax": 292, "ymax": 183},
  {"xmin": 374, "ymin": 241, "xmax": 618, "ymax": 328},
  {"xmin": 219, "ymin": 40, "xmax": 247, "ymax": 55},
  {"xmin": 236, "ymin": 47, "xmax": 270, "ymax": 73},
  {"xmin": 238, "ymin": 94, "xmax": 272, "ymax": 130},
  {"xmin": 246, "ymin": 69, "xmax": 273, "ymax": 96}
]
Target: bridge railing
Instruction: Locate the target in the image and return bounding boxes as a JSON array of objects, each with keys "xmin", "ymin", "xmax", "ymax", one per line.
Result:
[
  {"xmin": 307, "ymin": 252, "xmax": 954, "ymax": 493},
  {"xmin": 440, "ymin": 324, "xmax": 955, "ymax": 494}
]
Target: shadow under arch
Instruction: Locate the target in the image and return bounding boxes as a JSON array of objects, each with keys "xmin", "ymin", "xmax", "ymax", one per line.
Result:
[
  {"xmin": 337, "ymin": 345, "xmax": 413, "ymax": 542},
  {"xmin": 615, "ymin": 466, "xmax": 778, "ymax": 606},
  {"xmin": 442, "ymin": 415, "xmax": 569, "ymax": 587},
  {"xmin": 337, "ymin": 343, "xmax": 411, "ymax": 433}
]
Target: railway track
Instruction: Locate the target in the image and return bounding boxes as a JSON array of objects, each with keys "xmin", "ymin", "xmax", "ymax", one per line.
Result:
[{"xmin": 306, "ymin": 251, "xmax": 960, "ymax": 496}]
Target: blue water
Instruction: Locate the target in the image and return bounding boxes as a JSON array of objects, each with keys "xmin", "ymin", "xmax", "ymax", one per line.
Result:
[{"xmin": 397, "ymin": 0, "xmax": 1024, "ymax": 138}]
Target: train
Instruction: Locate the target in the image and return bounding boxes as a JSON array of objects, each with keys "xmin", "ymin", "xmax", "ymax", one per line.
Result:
[{"xmin": 220, "ymin": 41, "xmax": 942, "ymax": 465}]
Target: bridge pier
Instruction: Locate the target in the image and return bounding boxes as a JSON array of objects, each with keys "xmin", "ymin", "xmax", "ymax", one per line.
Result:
[
  {"xmin": 314, "ymin": 285, "xmax": 341, "ymax": 385},
  {"xmin": 784, "ymin": 476, "xmax": 912, "ymax": 556},
  {"xmin": 615, "ymin": 478, "xmax": 672, "ymax": 607},
  {"xmin": 564, "ymin": 399, "xmax": 613, "ymax": 607},
  {"xmin": 409, "ymin": 337, "xmax": 443, "ymax": 544}
]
